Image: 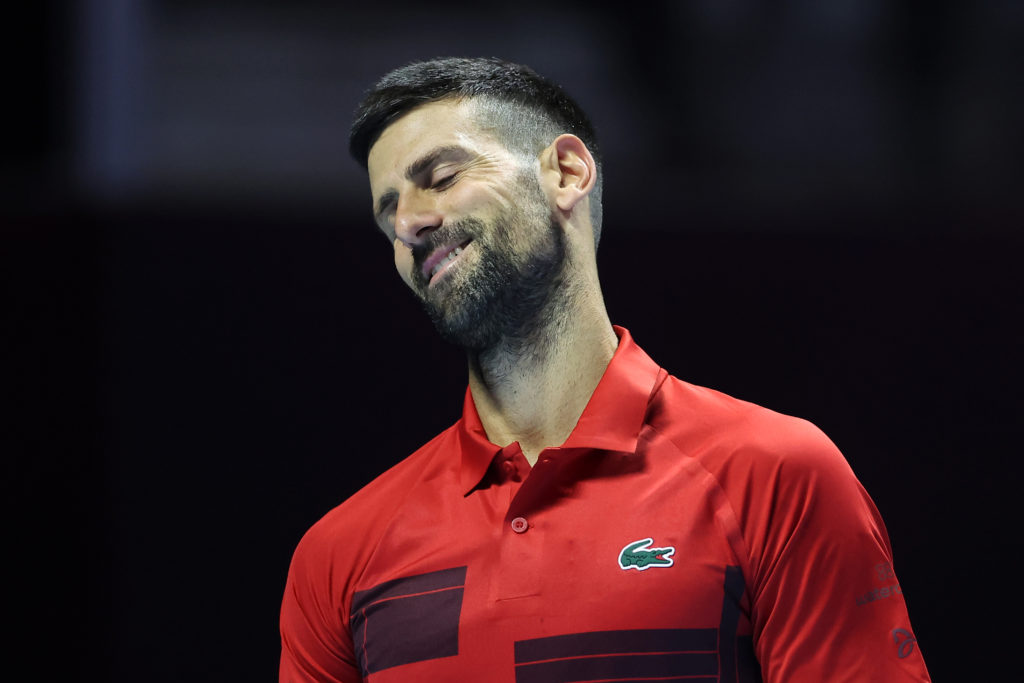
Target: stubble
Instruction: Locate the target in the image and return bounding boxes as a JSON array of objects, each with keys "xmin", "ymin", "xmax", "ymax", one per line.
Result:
[{"xmin": 410, "ymin": 173, "xmax": 567, "ymax": 353}]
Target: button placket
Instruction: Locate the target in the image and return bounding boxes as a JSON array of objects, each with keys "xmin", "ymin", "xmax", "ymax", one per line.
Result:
[{"xmin": 489, "ymin": 445, "xmax": 553, "ymax": 600}]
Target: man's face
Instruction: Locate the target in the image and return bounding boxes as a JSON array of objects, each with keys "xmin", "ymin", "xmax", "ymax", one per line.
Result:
[{"xmin": 367, "ymin": 100, "xmax": 565, "ymax": 349}]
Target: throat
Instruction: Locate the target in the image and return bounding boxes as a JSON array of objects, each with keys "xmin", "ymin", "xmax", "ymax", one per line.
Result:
[{"xmin": 467, "ymin": 311, "xmax": 618, "ymax": 462}]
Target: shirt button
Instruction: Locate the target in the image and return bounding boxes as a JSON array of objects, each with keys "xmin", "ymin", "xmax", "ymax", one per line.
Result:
[{"xmin": 510, "ymin": 517, "xmax": 529, "ymax": 534}]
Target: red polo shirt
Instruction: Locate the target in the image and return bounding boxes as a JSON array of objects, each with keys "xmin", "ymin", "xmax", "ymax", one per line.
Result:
[{"xmin": 280, "ymin": 327, "xmax": 929, "ymax": 682}]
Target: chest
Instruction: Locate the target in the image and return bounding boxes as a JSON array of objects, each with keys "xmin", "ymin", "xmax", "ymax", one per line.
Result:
[{"xmin": 348, "ymin": 448, "xmax": 757, "ymax": 682}]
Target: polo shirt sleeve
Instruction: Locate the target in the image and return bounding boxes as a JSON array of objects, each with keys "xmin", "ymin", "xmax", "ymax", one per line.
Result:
[
  {"xmin": 279, "ymin": 525, "xmax": 362, "ymax": 683},
  {"xmin": 734, "ymin": 418, "xmax": 930, "ymax": 682}
]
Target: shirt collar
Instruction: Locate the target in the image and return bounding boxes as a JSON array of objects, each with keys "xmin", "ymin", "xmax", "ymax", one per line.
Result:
[{"xmin": 457, "ymin": 326, "xmax": 663, "ymax": 494}]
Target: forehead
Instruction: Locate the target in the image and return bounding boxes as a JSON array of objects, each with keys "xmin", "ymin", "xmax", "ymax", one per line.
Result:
[{"xmin": 367, "ymin": 100, "xmax": 499, "ymax": 193}]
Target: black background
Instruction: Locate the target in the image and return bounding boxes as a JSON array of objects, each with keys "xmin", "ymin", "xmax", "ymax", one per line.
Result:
[{"xmin": 6, "ymin": 1, "xmax": 1021, "ymax": 680}]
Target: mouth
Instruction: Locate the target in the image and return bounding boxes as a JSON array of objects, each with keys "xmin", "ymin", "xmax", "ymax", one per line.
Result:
[{"xmin": 423, "ymin": 239, "xmax": 472, "ymax": 286}]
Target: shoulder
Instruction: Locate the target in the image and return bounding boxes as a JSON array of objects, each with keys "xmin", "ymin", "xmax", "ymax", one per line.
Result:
[
  {"xmin": 647, "ymin": 374, "xmax": 877, "ymax": 552},
  {"xmin": 648, "ymin": 373, "xmax": 889, "ymax": 570},
  {"xmin": 286, "ymin": 422, "xmax": 461, "ymax": 605},
  {"xmin": 297, "ymin": 422, "xmax": 460, "ymax": 555},
  {"xmin": 649, "ymin": 374, "xmax": 850, "ymax": 484},
  {"xmin": 280, "ymin": 422, "xmax": 464, "ymax": 678}
]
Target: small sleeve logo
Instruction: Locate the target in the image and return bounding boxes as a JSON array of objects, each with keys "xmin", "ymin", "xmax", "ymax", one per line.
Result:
[
  {"xmin": 618, "ymin": 538, "xmax": 676, "ymax": 571},
  {"xmin": 892, "ymin": 628, "xmax": 918, "ymax": 659}
]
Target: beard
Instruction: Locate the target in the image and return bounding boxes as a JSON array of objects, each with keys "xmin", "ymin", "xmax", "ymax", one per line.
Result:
[{"xmin": 408, "ymin": 174, "xmax": 567, "ymax": 351}]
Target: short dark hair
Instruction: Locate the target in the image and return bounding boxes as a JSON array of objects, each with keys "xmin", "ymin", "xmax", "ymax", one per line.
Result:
[{"xmin": 349, "ymin": 57, "xmax": 603, "ymax": 237}]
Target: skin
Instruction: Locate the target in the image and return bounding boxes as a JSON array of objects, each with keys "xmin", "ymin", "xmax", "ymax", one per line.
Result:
[{"xmin": 367, "ymin": 99, "xmax": 618, "ymax": 464}]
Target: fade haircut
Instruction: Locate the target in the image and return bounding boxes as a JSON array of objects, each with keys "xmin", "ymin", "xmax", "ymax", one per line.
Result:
[{"xmin": 349, "ymin": 57, "xmax": 603, "ymax": 243}]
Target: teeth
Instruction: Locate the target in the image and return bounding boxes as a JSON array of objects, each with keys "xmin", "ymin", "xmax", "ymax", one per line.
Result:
[{"xmin": 430, "ymin": 246, "xmax": 464, "ymax": 278}]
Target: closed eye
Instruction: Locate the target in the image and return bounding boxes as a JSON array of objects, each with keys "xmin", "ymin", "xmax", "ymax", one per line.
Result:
[{"xmin": 430, "ymin": 173, "xmax": 457, "ymax": 190}]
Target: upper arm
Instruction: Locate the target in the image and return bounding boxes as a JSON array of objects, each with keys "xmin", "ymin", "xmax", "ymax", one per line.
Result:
[
  {"xmin": 279, "ymin": 531, "xmax": 363, "ymax": 683},
  {"xmin": 742, "ymin": 429, "xmax": 930, "ymax": 682}
]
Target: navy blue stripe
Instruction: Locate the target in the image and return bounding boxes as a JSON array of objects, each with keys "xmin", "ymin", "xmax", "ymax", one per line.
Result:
[
  {"xmin": 352, "ymin": 587, "xmax": 464, "ymax": 676},
  {"xmin": 514, "ymin": 629, "xmax": 717, "ymax": 664},
  {"xmin": 351, "ymin": 566, "xmax": 466, "ymax": 614},
  {"xmin": 719, "ymin": 565, "xmax": 746, "ymax": 683},
  {"xmin": 737, "ymin": 635, "xmax": 763, "ymax": 683},
  {"xmin": 594, "ymin": 679, "xmax": 717, "ymax": 683},
  {"xmin": 515, "ymin": 652, "xmax": 718, "ymax": 683}
]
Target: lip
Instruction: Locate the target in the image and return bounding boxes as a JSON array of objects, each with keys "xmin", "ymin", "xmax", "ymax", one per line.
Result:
[{"xmin": 422, "ymin": 239, "xmax": 472, "ymax": 284}]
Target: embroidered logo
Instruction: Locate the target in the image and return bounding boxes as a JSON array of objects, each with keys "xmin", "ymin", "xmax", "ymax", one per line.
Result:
[{"xmin": 618, "ymin": 538, "xmax": 675, "ymax": 571}]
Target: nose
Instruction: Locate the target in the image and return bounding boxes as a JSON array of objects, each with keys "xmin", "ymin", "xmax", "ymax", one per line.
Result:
[{"xmin": 394, "ymin": 190, "xmax": 442, "ymax": 248}]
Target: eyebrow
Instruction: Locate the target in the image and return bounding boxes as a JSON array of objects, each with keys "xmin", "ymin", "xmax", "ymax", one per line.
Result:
[{"xmin": 374, "ymin": 145, "xmax": 474, "ymax": 224}]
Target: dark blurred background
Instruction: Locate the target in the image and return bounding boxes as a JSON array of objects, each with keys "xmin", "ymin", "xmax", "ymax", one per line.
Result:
[{"xmin": 5, "ymin": 0, "xmax": 1021, "ymax": 679}]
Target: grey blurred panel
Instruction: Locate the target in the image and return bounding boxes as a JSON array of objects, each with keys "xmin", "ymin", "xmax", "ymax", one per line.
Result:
[
  {"xmin": 74, "ymin": 0, "xmax": 150, "ymax": 199},
  {"xmin": 71, "ymin": 0, "xmax": 1022, "ymax": 230},
  {"xmin": 79, "ymin": 3, "xmax": 632, "ymax": 211},
  {"xmin": 143, "ymin": 6, "xmax": 355, "ymax": 205}
]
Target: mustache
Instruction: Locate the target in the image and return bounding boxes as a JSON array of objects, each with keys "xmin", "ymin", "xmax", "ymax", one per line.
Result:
[{"xmin": 410, "ymin": 218, "xmax": 484, "ymax": 275}]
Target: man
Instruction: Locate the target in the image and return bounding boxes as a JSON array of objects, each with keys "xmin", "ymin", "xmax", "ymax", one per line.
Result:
[{"xmin": 280, "ymin": 57, "xmax": 930, "ymax": 682}]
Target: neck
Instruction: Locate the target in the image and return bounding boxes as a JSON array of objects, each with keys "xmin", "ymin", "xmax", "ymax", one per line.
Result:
[{"xmin": 466, "ymin": 267, "xmax": 617, "ymax": 465}]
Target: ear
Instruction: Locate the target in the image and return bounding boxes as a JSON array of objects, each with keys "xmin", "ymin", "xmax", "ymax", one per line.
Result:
[{"xmin": 539, "ymin": 134, "xmax": 597, "ymax": 214}]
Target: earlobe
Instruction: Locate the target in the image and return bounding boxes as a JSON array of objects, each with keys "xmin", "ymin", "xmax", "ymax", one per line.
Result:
[{"xmin": 548, "ymin": 134, "xmax": 596, "ymax": 213}]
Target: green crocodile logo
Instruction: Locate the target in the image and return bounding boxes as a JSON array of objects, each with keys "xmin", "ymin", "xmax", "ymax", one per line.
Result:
[{"xmin": 618, "ymin": 538, "xmax": 675, "ymax": 571}]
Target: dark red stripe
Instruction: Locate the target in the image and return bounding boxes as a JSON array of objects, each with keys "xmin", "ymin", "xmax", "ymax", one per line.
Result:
[
  {"xmin": 514, "ymin": 629, "xmax": 717, "ymax": 664},
  {"xmin": 515, "ymin": 652, "xmax": 718, "ymax": 683},
  {"xmin": 351, "ymin": 566, "xmax": 466, "ymax": 614},
  {"xmin": 352, "ymin": 587, "xmax": 465, "ymax": 676}
]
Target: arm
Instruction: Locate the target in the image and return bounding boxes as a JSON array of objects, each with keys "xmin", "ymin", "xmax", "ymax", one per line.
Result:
[
  {"xmin": 279, "ymin": 529, "xmax": 363, "ymax": 683},
  {"xmin": 742, "ymin": 427, "xmax": 930, "ymax": 682}
]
